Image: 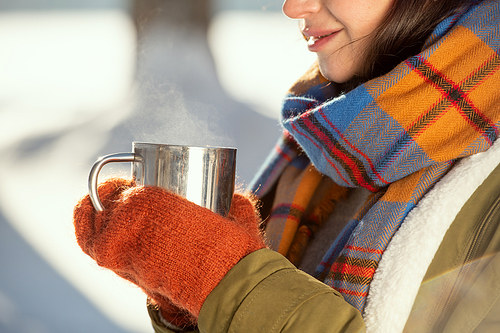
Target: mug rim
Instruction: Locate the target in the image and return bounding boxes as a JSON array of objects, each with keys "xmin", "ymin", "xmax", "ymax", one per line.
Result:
[{"xmin": 132, "ymin": 141, "xmax": 237, "ymax": 151}]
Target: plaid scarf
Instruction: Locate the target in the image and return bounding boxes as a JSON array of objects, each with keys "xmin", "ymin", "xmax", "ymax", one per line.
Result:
[{"xmin": 249, "ymin": 0, "xmax": 500, "ymax": 312}]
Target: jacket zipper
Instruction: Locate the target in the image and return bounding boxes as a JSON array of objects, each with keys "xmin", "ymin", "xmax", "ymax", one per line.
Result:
[{"xmin": 434, "ymin": 193, "xmax": 500, "ymax": 332}]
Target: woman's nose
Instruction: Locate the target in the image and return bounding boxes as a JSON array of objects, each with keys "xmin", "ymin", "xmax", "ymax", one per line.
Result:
[{"xmin": 282, "ymin": 0, "xmax": 321, "ymax": 19}]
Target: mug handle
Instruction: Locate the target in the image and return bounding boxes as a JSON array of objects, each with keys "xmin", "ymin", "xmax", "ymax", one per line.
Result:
[{"xmin": 88, "ymin": 152, "xmax": 138, "ymax": 212}]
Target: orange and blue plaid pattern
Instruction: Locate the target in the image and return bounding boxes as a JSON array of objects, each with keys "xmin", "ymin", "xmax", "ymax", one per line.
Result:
[{"xmin": 250, "ymin": 0, "xmax": 500, "ymax": 312}]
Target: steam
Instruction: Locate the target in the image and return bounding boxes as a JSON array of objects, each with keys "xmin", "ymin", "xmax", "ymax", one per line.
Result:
[
  {"xmin": 127, "ymin": 79, "xmax": 233, "ymax": 148},
  {"xmin": 124, "ymin": 18, "xmax": 235, "ymax": 150}
]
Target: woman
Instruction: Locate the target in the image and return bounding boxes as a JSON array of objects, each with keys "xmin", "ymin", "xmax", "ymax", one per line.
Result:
[{"xmin": 73, "ymin": 0, "xmax": 500, "ymax": 332}]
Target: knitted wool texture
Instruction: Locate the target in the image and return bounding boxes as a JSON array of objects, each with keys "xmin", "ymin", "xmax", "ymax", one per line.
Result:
[{"xmin": 73, "ymin": 177, "xmax": 266, "ymax": 327}]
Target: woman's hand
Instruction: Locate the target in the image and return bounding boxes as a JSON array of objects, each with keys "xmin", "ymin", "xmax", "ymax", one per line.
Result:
[{"xmin": 73, "ymin": 177, "xmax": 266, "ymax": 326}]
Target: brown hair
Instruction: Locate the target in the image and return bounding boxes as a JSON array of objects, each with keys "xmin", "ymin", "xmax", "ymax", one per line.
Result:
[{"xmin": 342, "ymin": 0, "xmax": 477, "ymax": 91}]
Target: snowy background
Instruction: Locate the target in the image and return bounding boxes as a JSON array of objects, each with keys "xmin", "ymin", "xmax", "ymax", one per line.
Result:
[{"xmin": 0, "ymin": 0, "xmax": 315, "ymax": 332}]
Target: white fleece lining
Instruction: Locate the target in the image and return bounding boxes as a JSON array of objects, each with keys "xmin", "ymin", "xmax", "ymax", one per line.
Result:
[{"xmin": 363, "ymin": 140, "xmax": 500, "ymax": 333}]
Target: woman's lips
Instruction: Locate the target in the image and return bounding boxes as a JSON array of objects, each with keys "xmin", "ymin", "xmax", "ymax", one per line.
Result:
[{"xmin": 304, "ymin": 30, "xmax": 340, "ymax": 52}]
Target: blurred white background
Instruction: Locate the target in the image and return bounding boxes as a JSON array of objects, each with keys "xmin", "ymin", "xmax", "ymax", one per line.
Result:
[{"xmin": 0, "ymin": 0, "xmax": 314, "ymax": 332}]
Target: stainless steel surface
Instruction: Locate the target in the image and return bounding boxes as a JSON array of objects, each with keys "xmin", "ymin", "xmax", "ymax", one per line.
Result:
[
  {"xmin": 88, "ymin": 142, "xmax": 237, "ymax": 216},
  {"xmin": 88, "ymin": 152, "xmax": 138, "ymax": 212}
]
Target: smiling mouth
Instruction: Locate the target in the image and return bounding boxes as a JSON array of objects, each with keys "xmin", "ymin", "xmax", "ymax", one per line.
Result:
[{"xmin": 306, "ymin": 32, "xmax": 335, "ymax": 46}]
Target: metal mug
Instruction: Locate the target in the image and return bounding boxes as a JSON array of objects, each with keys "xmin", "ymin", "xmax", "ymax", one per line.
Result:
[{"xmin": 88, "ymin": 142, "xmax": 237, "ymax": 216}]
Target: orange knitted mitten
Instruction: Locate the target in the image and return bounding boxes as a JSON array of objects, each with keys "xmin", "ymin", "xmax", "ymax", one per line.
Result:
[{"xmin": 73, "ymin": 178, "xmax": 266, "ymax": 327}]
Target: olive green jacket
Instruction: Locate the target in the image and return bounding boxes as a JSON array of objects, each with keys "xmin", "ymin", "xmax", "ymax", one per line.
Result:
[{"xmin": 148, "ymin": 146, "xmax": 500, "ymax": 333}]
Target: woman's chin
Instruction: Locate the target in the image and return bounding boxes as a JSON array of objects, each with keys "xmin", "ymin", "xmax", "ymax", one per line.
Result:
[{"xmin": 318, "ymin": 57, "xmax": 358, "ymax": 84}]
